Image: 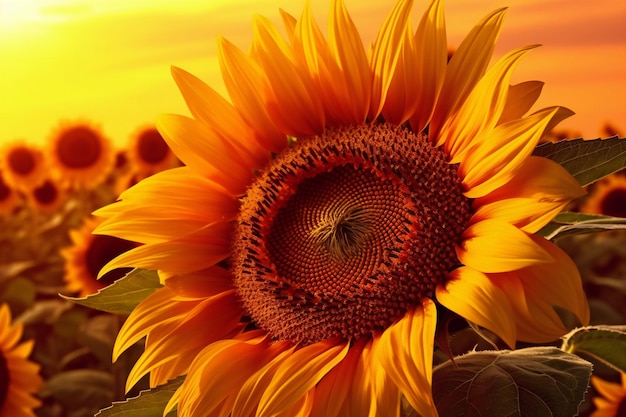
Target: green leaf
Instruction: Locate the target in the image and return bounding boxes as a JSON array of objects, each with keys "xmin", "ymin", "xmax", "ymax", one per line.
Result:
[
  {"xmin": 533, "ymin": 136, "xmax": 626, "ymax": 186},
  {"xmin": 95, "ymin": 376, "xmax": 184, "ymax": 417},
  {"xmin": 39, "ymin": 369, "xmax": 114, "ymax": 412},
  {"xmin": 561, "ymin": 325, "xmax": 626, "ymax": 373},
  {"xmin": 62, "ymin": 269, "xmax": 162, "ymax": 315},
  {"xmin": 431, "ymin": 347, "xmax": 592, "ymax": 417},
  {"xmin": 537, "ymin": 212, "xmax": 626, "ymax": 241}
]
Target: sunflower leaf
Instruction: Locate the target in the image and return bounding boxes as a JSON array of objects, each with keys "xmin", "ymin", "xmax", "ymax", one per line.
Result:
[
  {"xmin": 61, "ymin": 268, "xmax": 162, "ymax": 315},
  {"xmin": 537, "ymin": 211, "xmax": 626, "ymax": 241},
  {"xmin": 95, "ymin": 376, "xmax": 184, "ymax": 417},
  {"xmin": 561, "ymin": 325, "xmax": 626, "ymax": 373},
  {"xmin": 532, "ymin": 136, "xmax": 626, "ymax": 186},
  {"xmin": 431, "ymin": 347, "xmax": 591, "ymax": 417}
]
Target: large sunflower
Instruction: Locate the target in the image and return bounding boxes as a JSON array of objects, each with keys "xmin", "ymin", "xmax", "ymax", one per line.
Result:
[
  {"xmin": 0, "ymin": 141, "xmax": 47, "ymax": 192},
  {"xmin": 95, "ymin": 0, "xmax": 589, "ymax": 415},
  {"xmin": 0, "ymin": 304, "xmax": 42, "ymax": 417},
  {"xmin": 62, "ymin": 216, "xmax": 138, "ymax": 297},
  {"xmin": 47, "ymin": 121, "xmax": 115, "ymax": 190}
]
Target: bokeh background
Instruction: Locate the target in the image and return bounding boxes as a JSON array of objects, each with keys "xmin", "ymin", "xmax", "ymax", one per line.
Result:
[
  {"xmin": 0, "ymin": 1, "xmax": 625, "ymax": 416},
  {"xmin": 1, "ymin": 0, "xmax": 625, "ymax": 146}
]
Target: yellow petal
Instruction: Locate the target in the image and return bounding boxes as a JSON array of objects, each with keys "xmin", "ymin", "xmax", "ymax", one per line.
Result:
[
  {"xmin": 460, "ymin": 106, "xmax": 559, "ymax": 198},
  {"xmin": 489, "ymin": 271, "xmax": 569, "ymax": 343},
  {"xmin": 279, "ymin": 9, "xmax": 297, "ymax": 42},
  {"xmin": 311, "ymin": 338, "xmax": 369, "ymax": 417},
  {"xmin": 429, "ymin": 7, "xmax": 507, "ymax": 142},
  {"xmin": 516, "ymin": 234, "xmax": 589, "ymax": 327},
  {"xmin": 375, "ymin": 300, "xmax": 438, "ymax": 417},
  {"xmin": 126, "ymin": 290, "xmax": 243, "ymax": 391},
  {"xmin": 442, "ymin": 45, "xmax": 539, "ymax": 161},
  {"xmin": 497, "ymin": 80, "xmax": 544, "ymax": 125},
  {"xmin": 218, "ymin": 37, "xmax": 286, "ymax": 152},
  {"xmin": 94, "ymin": 168, "xmax": 239, "ymax": 244},
  {"xmin": 162, "ymin": 266, "xmax": 234, "ymax": 299},
  {"xmin": 368, "ymin": 0, "xmax": 414, "ymax": 120},
  {"xmin": 171, "ymin": 66, "xmax": 269, "ymax": 167},
  {"xmin": 328, "ymin": 0, "xmax": 371, "ymax": 125},
  {"xmin": 540, "ymin": 106, "xmax": 576, "ymax": 140},
  {"xmin": 251, "ymin": 14, "xmax": 325, "ymax": 136},
  {"xmin": 369, "ymin": 338, "xmax": 401, "ymax": 417},
  {"xmin": 456, "ymin": 219, "xmax": 553, "ymax": 273},
  {"xmin": 409, "ymin": 0, "xmax": 447, "ymax": 133},
  {"xmin": 473, "ymin": 156, "xmax": 585, "ymax": 232},
  {"xmin": 257, "ymin": 340, "xmax": 350, "ymax": 417},
  {"xmin": 99, "ymin": 222, "xmax": 232, "ymax": 277},
  {"xmin": 156, "ymin": 114, "xmax": 254, "ymax": 195},
  {"xmin": 176, "ymin": 337, "xmax": 278, "ymax": 417},
  {"xmin": 437, "ymin": 266, "xmax": 517, "ymax": 348}
]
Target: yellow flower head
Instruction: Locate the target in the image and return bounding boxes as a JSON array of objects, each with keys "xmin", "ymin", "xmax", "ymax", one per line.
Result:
[
  {"xmin": 61, "ymin": 216, "xmax": 138, "ymax": 297},
  {"xmin": 0, "ymin": 171, "xmax": 21, "ymax": 216},
  {"xmin": 0, "ymin": 141, "xmax": 47, "ymax": 192},
  {"xmin": 581, "ymin": 174, "xmax": 626, "ymax": 218},
  {"xmin": 126, "ymin": 125, "xmax": 180, "ymax": 178},
  {"xmin": 26, "ymin": 178, "xmax": 67, "ymax": 215},
  {"xmin": 47, "ymin": 120, "xmax": 115, "ymax": 190},
  {"xmin": 0, "ymin": 304, "xmax": 42, "ymax": 417},
  {"xmin": 95, "ymin": 1, "xmax": 589, "ymax": 415},
  {"xmin": 591, "ymin": 373, "xmax": 626, "ymax": 417}
]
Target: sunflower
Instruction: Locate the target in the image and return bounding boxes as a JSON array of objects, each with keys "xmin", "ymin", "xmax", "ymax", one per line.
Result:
[
  {"xmin": 126, "ymin": 125, "xmax": 180, "ymax": 178},
  {"xmin": 61, "ymin": 216, "xmax": 139, "ymax": 297},
  {"xmin": 581, "ymin": 174, "xmax": 626, "ymax": 218},
  {"xmin": 0, "ymin": 171, "xmax": 21, "ymax": 216},
  {"xmin": 95, "ymin": 0, "xmax": 589, "ymax": 415},
  {"xmin": 26, "ymin": 177, "xmax": 67, "ymax": 215},
  {"xmin": 591, "ymin": 373, "xmax": 626, "ymax": 417},
  {"xmin": 0, "ymin": 141, "xmax": 47, "ymax": 192},
  {"xmin": 0, "ymin": 304, "xmax": 42, "ymax": 417},
  {"xmin": 47, "ymin": 121, "xmax": 115, "ymax": 190}
]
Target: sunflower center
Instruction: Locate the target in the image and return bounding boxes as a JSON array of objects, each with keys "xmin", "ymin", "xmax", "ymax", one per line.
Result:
[
  {"xmin": 137, "ymin": 128, "xmax": 170, "ymax": 164},
  {"xmin": 56, "ymin": 126, "xmax": 102, "ymax": 168},
  {"xmin": 0, "ymin": 351, "xmax": 8, "ymax": 407},
  {"xmin": 0, "ymin": 176, "xmax": 10, "ymax": 202},
  {"xmin": 232, "ymin": 123, "xmax": 471, "ymax": 345},
  {"xmin": 32, "ymin": 181, "xmax": 58, "ymax": 205},
  {"xmin": 600, "ymin": 187, "xmax": 626, "ymax": 217},
  {"xmin": 8, "ymin": 147, "xmax": 36, "ymax": 176}
]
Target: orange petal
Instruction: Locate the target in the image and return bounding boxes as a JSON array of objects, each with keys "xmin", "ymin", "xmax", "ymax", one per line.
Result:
[
  {"xmin": 161, "ymin": 265, "xmax": 234, "ymax": 299},
  {"xmin": 171, "ymin": 66, "xmax": 269, "ymax": 166},
  {"xmin": 310, "ymin": 338, "xmax": 371, "ymax": 417},
  {"xmin": 429, "ymin": 7, "xmax": 507, "ymax": 142},
  {"xmin": 437, "ymin": 266, "xmax": 517, "ymax": 348},
  {"xmin": 473, "ymin": 156, "xmax": 585, "ymax": 232},
  {"xmin": 460, "ymin": 106, "xmax": 559, "ymax": 198},
  {"xmin": 442, "ymin": 45, "xmax": 539, "ymax": 161},
  {"xmin": 375, "ymin": 300, "xmax": 438, "ymax": 417},
  {"xmin": 251, "ymin": 14, "xmax": 325, "ymax": 136},
  {"xmin": 368, "ymin": 0, "xmax": 414, "ymax": 120},
  {"xmin": 257, "ymin": 340, "xmax": 350, "ymax": 417},
  {"xmin": 99, "ymin": 222, "xmax": 232, "ymax": 277},
  {"xmin": 328, "ymin": 0, "xmax": 371, "ymax": 125},
  {"xmin": 156, "ymin": 114, "xmax": 254, "ymax": 195},
  {"xmin": 218, "ymin": 37, "xmax": 286, "ymax": 152},
  {"xmin": 94, "ymin": 167, "xmax": 239, "ymax": 244},
  {"xmin": 409, "ymin": 0, "xmax": 447, "ymax": 133},
  {"xmin": 456, "ymin": 219, "xmax": 553, "ymax": 273},
  {"xmin": 497, "ymin": 80, "xmax": 544, "ymax": 125}
]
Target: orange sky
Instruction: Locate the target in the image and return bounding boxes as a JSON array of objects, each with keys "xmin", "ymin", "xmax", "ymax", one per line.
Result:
[{"xmin": 1, "ymin": 0, "xmax": 625, "ymax": 148}]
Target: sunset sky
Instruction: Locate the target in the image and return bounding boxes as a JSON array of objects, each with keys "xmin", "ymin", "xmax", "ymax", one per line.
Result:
[{"xmin": 1, "ymin": 0, "xmax": 625, "ymax": 148}]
